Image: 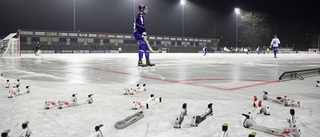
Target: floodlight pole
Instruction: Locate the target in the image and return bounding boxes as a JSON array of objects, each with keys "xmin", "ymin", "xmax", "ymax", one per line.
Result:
[
  {"xmin": 181, "ymin": 0, "xmax": 185, "ymax": 37},
  {"xmin": 235, "ymin": 8, "xmax": 240, "ymax": 48},
  {"xmin": 73, "ymin": 0, "xmax": 76, "ymax": 31}
]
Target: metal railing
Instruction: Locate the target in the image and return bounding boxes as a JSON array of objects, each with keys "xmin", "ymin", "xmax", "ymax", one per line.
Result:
[{"xmin": 278, "ymin": 68, "xmax": 320, "ymax": 82}]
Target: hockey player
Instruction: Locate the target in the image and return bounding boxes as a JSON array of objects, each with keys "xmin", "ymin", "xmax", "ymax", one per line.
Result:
[
  {"xmin": 34, "ymin": 42, "xmax": 41, "ymax": 56},
  {"xmin": 244, "ymin": 47, "xmax": 248, "ymax": 54},
  {"xmin": 203, "ymin": 46, "xmax": 209, "ymax": 56},
  {"xmin": 223, "ymin": 47, "xmax": 227, "ymax": 53},
  {"xmin": 133, "ymin": 4, "xmax": 155, "ymax": 67},
  {"xmin": 256, "ymin": 46, "xmax": 260, "ymax": 54},
  {"xmin": 262, "ymin": 46, "xmax": 266, "ymax": 54},
  {"xmin": 270, "ymin": 35, "xmax": 280, "ymax": 58},
  {"xmin": 118, "ymin": 47, "xmax": 122, "ymax": 53}
]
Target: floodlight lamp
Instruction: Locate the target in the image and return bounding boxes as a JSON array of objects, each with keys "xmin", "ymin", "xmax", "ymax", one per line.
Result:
[
  {"xmin": 181, "ymin": 0, "xmax": 186, "ymax": 5},
  {"xmin": 235, "ymin": 8, "xmax": 240, "ymax": 14}
]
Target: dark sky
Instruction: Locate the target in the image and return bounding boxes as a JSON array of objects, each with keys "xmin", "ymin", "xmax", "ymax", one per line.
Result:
[{"xmin": 1, "ymin": 0, "xmax": 319, "ymax": 46}]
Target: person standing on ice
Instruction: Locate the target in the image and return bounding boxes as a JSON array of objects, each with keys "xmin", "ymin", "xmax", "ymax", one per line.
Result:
[
  {"xmin": 133, "ymin": 4, "xmax": 155, "ymax": 67},
  {"xmin": 270, "ymin": 35, "xmax": 280, "ymax": 58},
  {"xmin": 118, "ymin": 47, "xmax": 122, "ymax": 53},
  {"xmin": 34, "ymin": 41, "xmax": 41, "ymax": 56},
  {"xmin": 203, "ymin": 46, "xmax": 209, "ymax": 56},
  {"xmin": 262, "ymin": 46, "xmax": 266, "ymax": 54}
]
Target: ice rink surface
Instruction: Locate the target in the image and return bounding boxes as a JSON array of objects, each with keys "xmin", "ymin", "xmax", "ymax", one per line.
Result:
[{"xmin": 0, "ymin": 53, "xmax": 320, "ymax": 137}]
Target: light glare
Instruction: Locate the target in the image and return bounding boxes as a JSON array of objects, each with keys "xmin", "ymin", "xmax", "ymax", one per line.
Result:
[
  {"xmin": 235, "ymin": 8, "xmax": 240, "ymax": 14},
  {"xmin": 181, "ymin": 0, "xmax": 185, "ymax": 5}
]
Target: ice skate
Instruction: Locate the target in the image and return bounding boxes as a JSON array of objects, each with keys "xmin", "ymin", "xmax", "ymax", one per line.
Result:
[
  {"xmin": 146, "ymin": 59, "xmax": 155, "ymax": 66},
  {"xmin": 1, "ymin": 130, "xmax": 10, "ymax": 137},
  {"xmin": 16, "ymin": 79, "xmax": 20, "ymax": 86},
  {"xmin": 47, "ymin": 94, "xmax": 93, "ymax": 109},
  {"xmin": 44, "ymin": 101, "xmax": 57, "ymax": 109},
  {"xmin": 132, "ymin": 94, "xmax": 161, "ymax": 110},
  {"xmin": 5, "ymin": 79, "xmax": 10, "ymax": 88},
  {"xmin": 263, "ymin": 91, "xmax": 300, "ymax": 107},
  {"xmin": 253, "ymin": 96, "xmax": 270, "ymax": 115},
  {"xmin": 138, "ymin": 59, "xmax": 147, "ymax": 67},
  {"xmin": 191, "ymin": 103, "xmax": 213, "ymax": 127},
  {"xmin": 19, "ymin": 121, "xmax": 31, "ymax": 137},
  {"xmin": 220, "ymin": 123, "xmax": 228, "ymax": 137},
  {"xmin": 90, "ymin": 124, "xmax": 103, "ymax": 137},
  {"xmin": 248, "ymin": 132, "xmax": 256, "ymax": 137},
  {"xmin": 8, "ymin": 85, "xmax": 30, "ymax": 98},
  {"xmin": 174, "ymin": 103, "xmax": 187, "ymax": 128},
  {"xmin": 123, "ymin": 88, "xmax": 130, "ymax": 95},
  {"xmin": 124, "ymin": 84, "xmax": 147, "ymax": 95},
  {"xmin": 242, "ymin": 109, "xmax": 301, "ymax": 137}
]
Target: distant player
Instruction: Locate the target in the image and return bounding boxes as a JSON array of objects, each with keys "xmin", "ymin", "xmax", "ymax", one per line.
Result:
[
  {"xmin": 262, "ymin": 46, "xmax": 266, "ymax": 54},
  {"xmin": 244, "ymin": 47, "xmax": 248, "ymax": 54},
  {"xmin": 270, "ymin": 35, "xmax": 280, "ymax": 58},
  {"xmin": 223, "ymin": 47, "xmax": 227, "ymax": 53},
  {"xmin": 133, "ymin": 4, "xmax": 155, "ymax": 67},
  {"xmin": 203, "ymin": 46, "xmax": 209, "ymax": 56},
  {"xmin": 34, "ymin": 41, "xmax": 41, "ymax": 56},
  {"xmin": 118, "ymin": 47, "xmax": 122, "ymax": 53}
]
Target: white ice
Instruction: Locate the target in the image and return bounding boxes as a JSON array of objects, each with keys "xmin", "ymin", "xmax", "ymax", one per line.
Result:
[{"xmin": 0, "ymin": 53, "xmax": 320, "ymax": 137}]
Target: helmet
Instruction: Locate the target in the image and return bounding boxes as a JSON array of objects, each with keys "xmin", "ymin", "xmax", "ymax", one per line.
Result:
[
  {"xmin": 138, "ymin": 4, "xmax": 148, "ymax": 15},
  {"xmin": 274, "ymin": 35, "xmax": 277, "ymax": 37},
  {"xmin": 138, "ymin": 4, "xmax": 147, "ymax": 11}
]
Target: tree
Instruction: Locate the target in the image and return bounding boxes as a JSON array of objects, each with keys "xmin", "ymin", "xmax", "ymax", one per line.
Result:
[{"xmin": 239, "ymin": 11, "xmax": 271, "ymax": 49}]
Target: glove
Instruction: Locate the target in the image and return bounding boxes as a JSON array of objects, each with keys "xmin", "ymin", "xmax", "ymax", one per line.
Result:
[{"xmin": 142, "ymin": 32, "xmax": 147, "ymax": 39}]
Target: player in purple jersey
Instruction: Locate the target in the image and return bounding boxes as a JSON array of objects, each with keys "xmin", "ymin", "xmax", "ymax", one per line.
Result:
[
  {"xmin": 203, "ymin": 46, "xmax": 209, "ymax": 56},
  {"xmin": 133, "ymin": 4, "xmax": 155, "ymax": 67}
]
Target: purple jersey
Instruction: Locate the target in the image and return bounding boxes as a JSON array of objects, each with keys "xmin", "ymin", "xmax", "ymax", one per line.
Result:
[{"xmin": 133, "ymin": 13, "xmax": 146, "ymax": 34}]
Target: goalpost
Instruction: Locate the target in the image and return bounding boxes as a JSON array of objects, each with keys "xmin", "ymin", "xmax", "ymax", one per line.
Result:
[
  {"xmin": 308, "ymin": 48, "xmax": 319, "ymax": 54},
  {"xmin": 1, "ymin": 33, "xmax": 21, "ymax": 56}
]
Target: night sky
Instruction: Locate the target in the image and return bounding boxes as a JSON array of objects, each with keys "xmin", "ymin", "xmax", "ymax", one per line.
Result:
[{"xmin": 1, "ymin": 0, "xmax": 319, "ymax": 47}]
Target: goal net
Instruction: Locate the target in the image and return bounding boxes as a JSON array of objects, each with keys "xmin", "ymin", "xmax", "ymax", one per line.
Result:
[
  {"xmin": 1, "ymin": 38, "xmax": 20, "ymax": 56},
  {"xmin": 0, "ymin": 33, "xmax": 21, "ymax": 56},
  {"xmin": 308, "ymin": 48, "xmax": 319, "ymax": 54}
]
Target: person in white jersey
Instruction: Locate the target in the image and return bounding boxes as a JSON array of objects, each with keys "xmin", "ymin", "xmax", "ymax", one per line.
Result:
[{"xmin": 270, "ymin": 35, "xmax": 280, "ymax": 58}]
